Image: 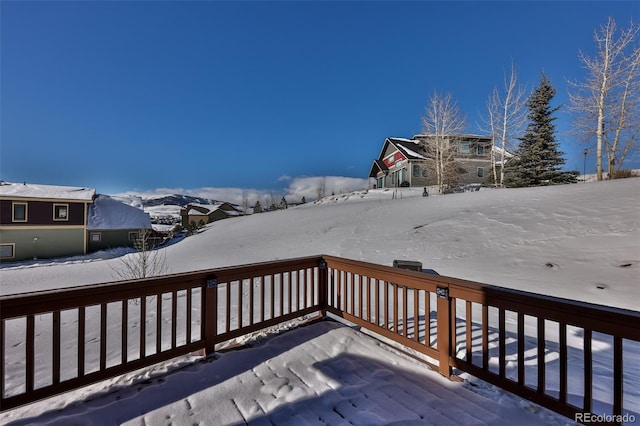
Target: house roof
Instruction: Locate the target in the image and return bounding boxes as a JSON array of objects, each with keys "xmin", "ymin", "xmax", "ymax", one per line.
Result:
[
  {"xmin": 493, "ymin": 145, "xmax": 515, "ymax": 159},
  {"xmin": 186, "ymin": 208, "xmax": 209, "ymax": 216},
  {"xmin": 184, "ymin": 203, "xmax": 238, "ymax": 216},
  {"xmin": 412, "ymin": 133, "xmax": 491, "ymax": 140},
  {"xmin": 389, "ymin": 138, "xmax": 428, "ymax": 160},
  {"xmin": 87, "ymin": 195, "xmax": 152, "ymax": 230},
  {"xmin": 0, "ymin": 181, "xmax": 95, "ymax": 201},
  {"xmin": 368, "ymin": 159, "xmax": 388, "ymax": 178}
]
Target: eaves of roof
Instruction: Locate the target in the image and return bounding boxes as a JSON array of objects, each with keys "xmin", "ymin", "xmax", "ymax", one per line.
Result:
[
  {"xmin": 368, "ymin": 159, "xmax": 388, "ymax": 177},
  {"xmin": 392, "ymin": 139, "xmax": 428, "ymax": 160}
]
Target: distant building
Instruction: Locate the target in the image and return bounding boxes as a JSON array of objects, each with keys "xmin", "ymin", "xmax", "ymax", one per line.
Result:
[
  {"xmin": 180, "ymin": 203, "xmax": 240, "ymax": 228},
  {"xmin": 0, "ymin": 181, "xmax": 95, "ymax": 261},
  {"xmin": 86, "ymin": 195, "xmax": 154, "ymax": 252},
  {"xmin": 369, "ymin": 135, "xmax": 511, "ymax": 189}
]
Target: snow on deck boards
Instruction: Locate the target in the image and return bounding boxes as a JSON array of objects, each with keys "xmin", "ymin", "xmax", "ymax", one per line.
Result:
[{"xmin": 2, "ymin": 321, "xmax": 573, "ymax": 426}]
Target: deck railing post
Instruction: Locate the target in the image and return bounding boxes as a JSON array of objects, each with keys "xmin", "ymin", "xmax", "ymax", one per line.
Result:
[
  {"xmin": 436, "ymin": 285, "xmax": 452, "ymax": 377},
  {"xmin": 318, "ymin": 258, "xmax": 328, "ymax": 316},
  {"xmin": 204, "ymin": 276, "xmax": 218, "ymax": 356}
]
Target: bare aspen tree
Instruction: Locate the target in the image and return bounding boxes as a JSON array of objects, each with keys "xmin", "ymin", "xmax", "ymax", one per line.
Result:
[
  {"xmin": 486, "ymin": 89, "xmax": 499, "ymax": 187},
  {"xmin": 269, "ymin": 192, "xmax": 278, "ymax": 211},
  {"xmin": 112, "ymin": 228, "xmax": 167, "ymax": 280},
  {"xmin": 242, "ymin": 192, "xmax": 250, "ymax": 215},
  {"xmin": 568, "ymin": 17, "xmax": 640, "ymax": 180},
  {"xmin": 608, "ymin": 44, "xmax": 640, "ymax": 176},
  {"xmin": 483, "ymin": 62, "xmax": 528, "ymax": 187},
  {"xmin": 316, "ymin": 177, "xmax": 326, "ymax": 200},
  {"xmin": 421, "ymin": 91, "xmax": 466, "ymax": 194}
]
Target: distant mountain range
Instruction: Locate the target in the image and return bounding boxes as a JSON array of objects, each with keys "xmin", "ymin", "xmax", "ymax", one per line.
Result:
[{"xmin": 142, "ymin": 194, "xmax": 234, "ymax": 208}]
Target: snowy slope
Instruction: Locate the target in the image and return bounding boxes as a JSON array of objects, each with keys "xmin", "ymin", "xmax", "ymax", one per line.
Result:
[
  {"xmin": 3, "ymin": 179, "xmax": 638, "ymax": 311},
  {"xmin": 0, "ymin": 179, "xmax": 638, "ymax": 425}
]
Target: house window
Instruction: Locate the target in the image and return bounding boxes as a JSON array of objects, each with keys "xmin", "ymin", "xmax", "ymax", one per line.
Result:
[
  {"xmin": 0, "ymin": 244, "xmax": 15, "ymax": 259},
  {"xmin": 12, "ymin": 203, "xmax": 27, "ymax": 222},
  {"xmin": 412, "ymin": 165, "xmax": 420, "ymax": 178},
  {"xmin": 477, "ymin": 167, "xmax": 484, "ymax": 178},
  {"xmin": 459, "ymin": 143, "xmax": 470, "ymax": 154},
  {"xmin": 128, "ymin": 231, "xmax": 138, "ymax": 241},
  {"xmin": 54, "ymin": 204, "xmax": 69, "ymax": 221},
  {"xmin": 90, "ymin": 232, "xmax": 101, "ymax": 242},
  {"xmin": 477, "ymin": 145, "xmax": 485, "ymax": 155}
]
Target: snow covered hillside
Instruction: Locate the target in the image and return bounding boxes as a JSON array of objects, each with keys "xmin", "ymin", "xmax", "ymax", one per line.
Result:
[
  {"xmin": 1, "ymin": 179, "xmax": 638, "ymax": 425},
  {"xmin": 2, "ymin": 179, "xmax": 638, "ymax": 312}
]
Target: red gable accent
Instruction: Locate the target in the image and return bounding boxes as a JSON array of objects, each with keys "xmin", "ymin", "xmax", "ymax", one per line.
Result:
[{"xmin": 382, "ymin": 151, "xmax": 407, "ymax": 168}]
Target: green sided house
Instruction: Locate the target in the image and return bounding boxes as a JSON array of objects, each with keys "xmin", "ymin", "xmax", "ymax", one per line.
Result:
[
  {"xmin": 0, "ymin": 181, "xmax": 96, "ymax": 261},
  {"xmin": 86, "ymin": 195, "xmax": 153, "ymax": 252}
]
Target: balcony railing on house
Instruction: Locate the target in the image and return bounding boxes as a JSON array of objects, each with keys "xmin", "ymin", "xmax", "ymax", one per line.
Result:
[{"xmin": 1, "ymin": 255, "xmax": 638, "ymax": 425}]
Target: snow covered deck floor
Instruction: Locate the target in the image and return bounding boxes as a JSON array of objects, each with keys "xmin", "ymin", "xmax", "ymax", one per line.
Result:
[{"xmin": 2, "ymin": 321, "xmax": 573, "ymax": 426}]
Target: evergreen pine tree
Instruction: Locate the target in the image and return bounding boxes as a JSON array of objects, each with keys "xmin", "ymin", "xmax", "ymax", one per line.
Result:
[
  {"xmin": 301, "ymin": 196, "xmax": 306, "ymax": 204},
  {"xmin": 253, "ymin": 200, "xmax": 263, "ymax": 213},
  {"xmin": 505, "ymin": 74, "xmax": 577, "ymax": 187}
]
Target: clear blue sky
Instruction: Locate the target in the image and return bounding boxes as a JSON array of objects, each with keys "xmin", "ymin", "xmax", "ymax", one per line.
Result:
[{"xmin": 2, "ymin": 1, "xmax": 638, "ymax": 195}]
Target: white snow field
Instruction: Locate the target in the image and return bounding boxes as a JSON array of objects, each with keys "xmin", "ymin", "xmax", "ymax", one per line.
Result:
[{"xmin": 1, "ymin": 178, "xmax": 639, "ymax": 425}]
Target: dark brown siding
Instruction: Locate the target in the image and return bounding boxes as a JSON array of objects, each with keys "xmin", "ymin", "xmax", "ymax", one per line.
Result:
[
  {"xmin": 0, "ymin": 200, "xmax": 86, "ymax": 226},
  {"xmin": 0, "ymin": 201, "xmax": 11, "ymax": 224}
]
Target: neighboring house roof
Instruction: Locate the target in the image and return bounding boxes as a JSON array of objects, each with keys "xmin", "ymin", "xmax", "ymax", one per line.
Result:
[
  {"xmin": 87, "ymin": 195, "xmax": 152, "ymax": 230},
  {"xmin": 390, "ymin": 138, "xmax": 429, "ymax": 160},
  {"xmin": 183, "ymin": 203, "xmax": 239, "ymax": 216},
  {"xmin": 368, "ymin": 160, "xmax": 389, "ymax": 178},
  {"xmin": 492, "ymin": 145, "xmax": 515, "ymax": 164},
  {"xmin": 186, "ymin": 208, "xmax": 209, "ymax": 216},
  {"xmin": 0, "ymin": 181, "xmax": 95, "ymax": 201},
  {"xmin": 412, "ymin": 133, "xmax": 490, "ymax": 140}
]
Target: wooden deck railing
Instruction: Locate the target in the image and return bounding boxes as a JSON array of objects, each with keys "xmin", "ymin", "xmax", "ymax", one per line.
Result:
[
  {"xmin": 1, "ymin": 254, "xmax": 638, "ymax": 425},
  {"xmin": 0, "ymin": 256, "xmax": 324, "ymax": 411},
  {"xmin": 322, "ymin": 255, "xmax": 640, "ymax": 425}
]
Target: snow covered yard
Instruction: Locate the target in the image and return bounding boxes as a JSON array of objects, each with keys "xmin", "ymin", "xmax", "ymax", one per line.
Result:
[{"xmin": 1, "ymin": 178, "xmax": 639, "ymax": 425}]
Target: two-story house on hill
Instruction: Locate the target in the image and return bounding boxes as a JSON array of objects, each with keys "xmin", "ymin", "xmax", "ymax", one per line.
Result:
[
  {"xmin": 180, "ymin": 203, "xmax": 240, "ymax": 228},
  {"xmin": 369, "ymin": 134, "xmax": 506, "ymax": 189},
  {"xmin": 0, "ymin": 182, "xmax": 96, "ymax": 261}
]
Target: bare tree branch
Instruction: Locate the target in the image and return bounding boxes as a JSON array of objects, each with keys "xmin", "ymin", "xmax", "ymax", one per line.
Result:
[
  {"xmin": 421, "ymin": 91, "xmax": 466, "ymax": 194},
  {"xmin": 568, "ymin": 17, "xmax": 640, "ymax": 180},
  {"xmin": 481, "ymin": 62, "xmax": 528, "ymax": 187},
  {"xmin": 111, "ymin": 228, "xmax": 167, "ymax": 281}
]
